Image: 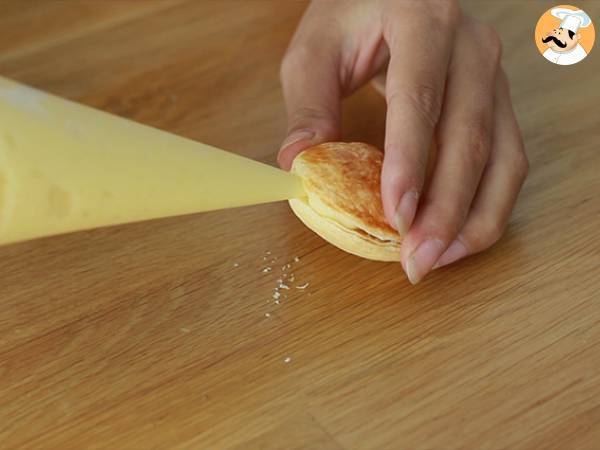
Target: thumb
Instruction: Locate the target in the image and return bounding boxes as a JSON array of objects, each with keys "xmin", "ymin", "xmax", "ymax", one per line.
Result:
[{"xmin": 277, "ymin": 47, "xmax": 341, "ymax": 170}]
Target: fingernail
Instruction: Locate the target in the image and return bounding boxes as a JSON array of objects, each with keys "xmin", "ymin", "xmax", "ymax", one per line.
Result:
[
  {"xmin": 433, "ymin": 239, "xmax": 468, "ymax": 269},
  {"xmin": 405, "ymin": 238, "xmax": 444, "ymax": 284},
  {"xmin": 395, "ymin": 190, "xmax": 419, "ymax": 234},
  {"xmin": 280, "ymin": 129, "xmax": 315, "ymax": 150}
]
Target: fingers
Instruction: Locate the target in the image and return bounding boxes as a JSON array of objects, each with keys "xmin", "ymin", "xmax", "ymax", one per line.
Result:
[
  {"xmin": 380, "ymin": 2, "xmax": 460, "ymax": 235},
  {"xmin": 277, "ymin": 5, "xmax": 343, "ymax": 170},
  {"xmin": 277, "ymin": 45, "xmax": 341, "ymax": 170},
  {"xmin": 434, "ymin": 70, "xmax": 529, "ymax": 268},
  {"xmin": 400, "ymin": 21, "xmax": 502, "ymax": 284}
]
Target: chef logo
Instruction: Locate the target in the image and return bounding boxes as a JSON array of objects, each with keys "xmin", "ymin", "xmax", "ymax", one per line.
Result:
[{"xmin": 535, "ymin": 5, "xmax": 595, "ymax": 65}]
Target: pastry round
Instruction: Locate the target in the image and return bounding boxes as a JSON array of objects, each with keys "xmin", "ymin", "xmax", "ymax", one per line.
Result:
[{"xmin": 289, "ymin": 142, "xmax": 402, "ymax": 261}]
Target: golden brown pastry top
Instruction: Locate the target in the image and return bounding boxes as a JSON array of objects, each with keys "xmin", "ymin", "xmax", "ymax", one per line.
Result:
[{"xmin": 291, "ymin": 142, "xmax": 400, "ymax": 242}]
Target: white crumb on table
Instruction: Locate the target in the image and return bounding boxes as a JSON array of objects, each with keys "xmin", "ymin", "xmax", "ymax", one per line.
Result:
[
  {"xmin": 233, "ymin": 263, "xmax": 239, "ymax": 268},
  {"xmin": 262, "ymin": 267, "xmax": 272, "ymax": 273},
  {"xmin": 283, "ymin": 357, "xmax": 292, "ymax": 363},
  {"xmin": 296, "ymin": 283, "xmax": 309, "ymax": 289},
  {"xmin": 265, "ymin": 313, "xmax": 271, "ymax": 318},
  {"xmin": 294, "ymin": 256, "xmax": 300, "ymax": 262}
]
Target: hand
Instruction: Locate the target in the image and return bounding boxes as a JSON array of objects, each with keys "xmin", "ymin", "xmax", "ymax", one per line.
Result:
[{"xmin": 278, "ymin": 0, "xmax": 528, "ymax": 284}]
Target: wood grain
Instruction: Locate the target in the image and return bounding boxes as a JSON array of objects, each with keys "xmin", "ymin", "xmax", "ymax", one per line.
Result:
[{"xmin": 1, "ymin": 1, "xmax": 599, "ymax": 449}]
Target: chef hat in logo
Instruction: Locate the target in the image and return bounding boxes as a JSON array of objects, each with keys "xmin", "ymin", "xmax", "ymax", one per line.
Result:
[{"xmin": 551, "ymin": 8, "xmax": 592, "ymax": 33}]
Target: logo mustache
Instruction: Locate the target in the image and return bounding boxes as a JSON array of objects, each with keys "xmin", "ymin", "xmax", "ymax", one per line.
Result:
[{"xmin": 542, "ymin": 35, "xmax": 567, "ymax": 48}]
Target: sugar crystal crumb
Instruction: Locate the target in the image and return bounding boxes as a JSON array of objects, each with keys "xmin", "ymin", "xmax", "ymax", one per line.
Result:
[
  {"xmin": 233, "ymin": 263, "xmax": 239, "ymax": 268},
  {"xmin": 275, "ymin": 299, "xmax": 281, "ymax": 305},
  {"xmin": 294, "ymin": 256, "xmax": 300, "ymax": 262},
  {"xmin": 296, "ymin": 283, "xmax": 309, "ymax": 289},
  {"xmin": 278, "ymin": 283, "xmax": 290, "ymax": 290},
  {"xmin": 273, "ymin": 291, "xmax": 281, "ymax": 300},
  {"xmin": 265, "ymin": 313, "xmax": 271, "ymax": 318},
  {"xmin": 262, "ymin": 267, "xmax": 272, "ymax": 273},
  {"xmin": 284, "ymin": 357, "xmax": 292, "ymax": 363}
]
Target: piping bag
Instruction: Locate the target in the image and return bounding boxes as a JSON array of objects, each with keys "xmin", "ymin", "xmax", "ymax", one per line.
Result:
[{"xmin": 0, "ymin": 76, "xmax": 305, "ymax": 245}]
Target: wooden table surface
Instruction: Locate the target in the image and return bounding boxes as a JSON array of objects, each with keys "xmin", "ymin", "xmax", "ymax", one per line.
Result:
[{"xmin": 1, "ymin": 1, "xmax": 599, "ymax": 449}]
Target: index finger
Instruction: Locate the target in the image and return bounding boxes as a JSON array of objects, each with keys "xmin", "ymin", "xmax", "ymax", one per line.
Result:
[{"xmin": 380, "ymin": 4, "xmax": 459, "ymax": 234}]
